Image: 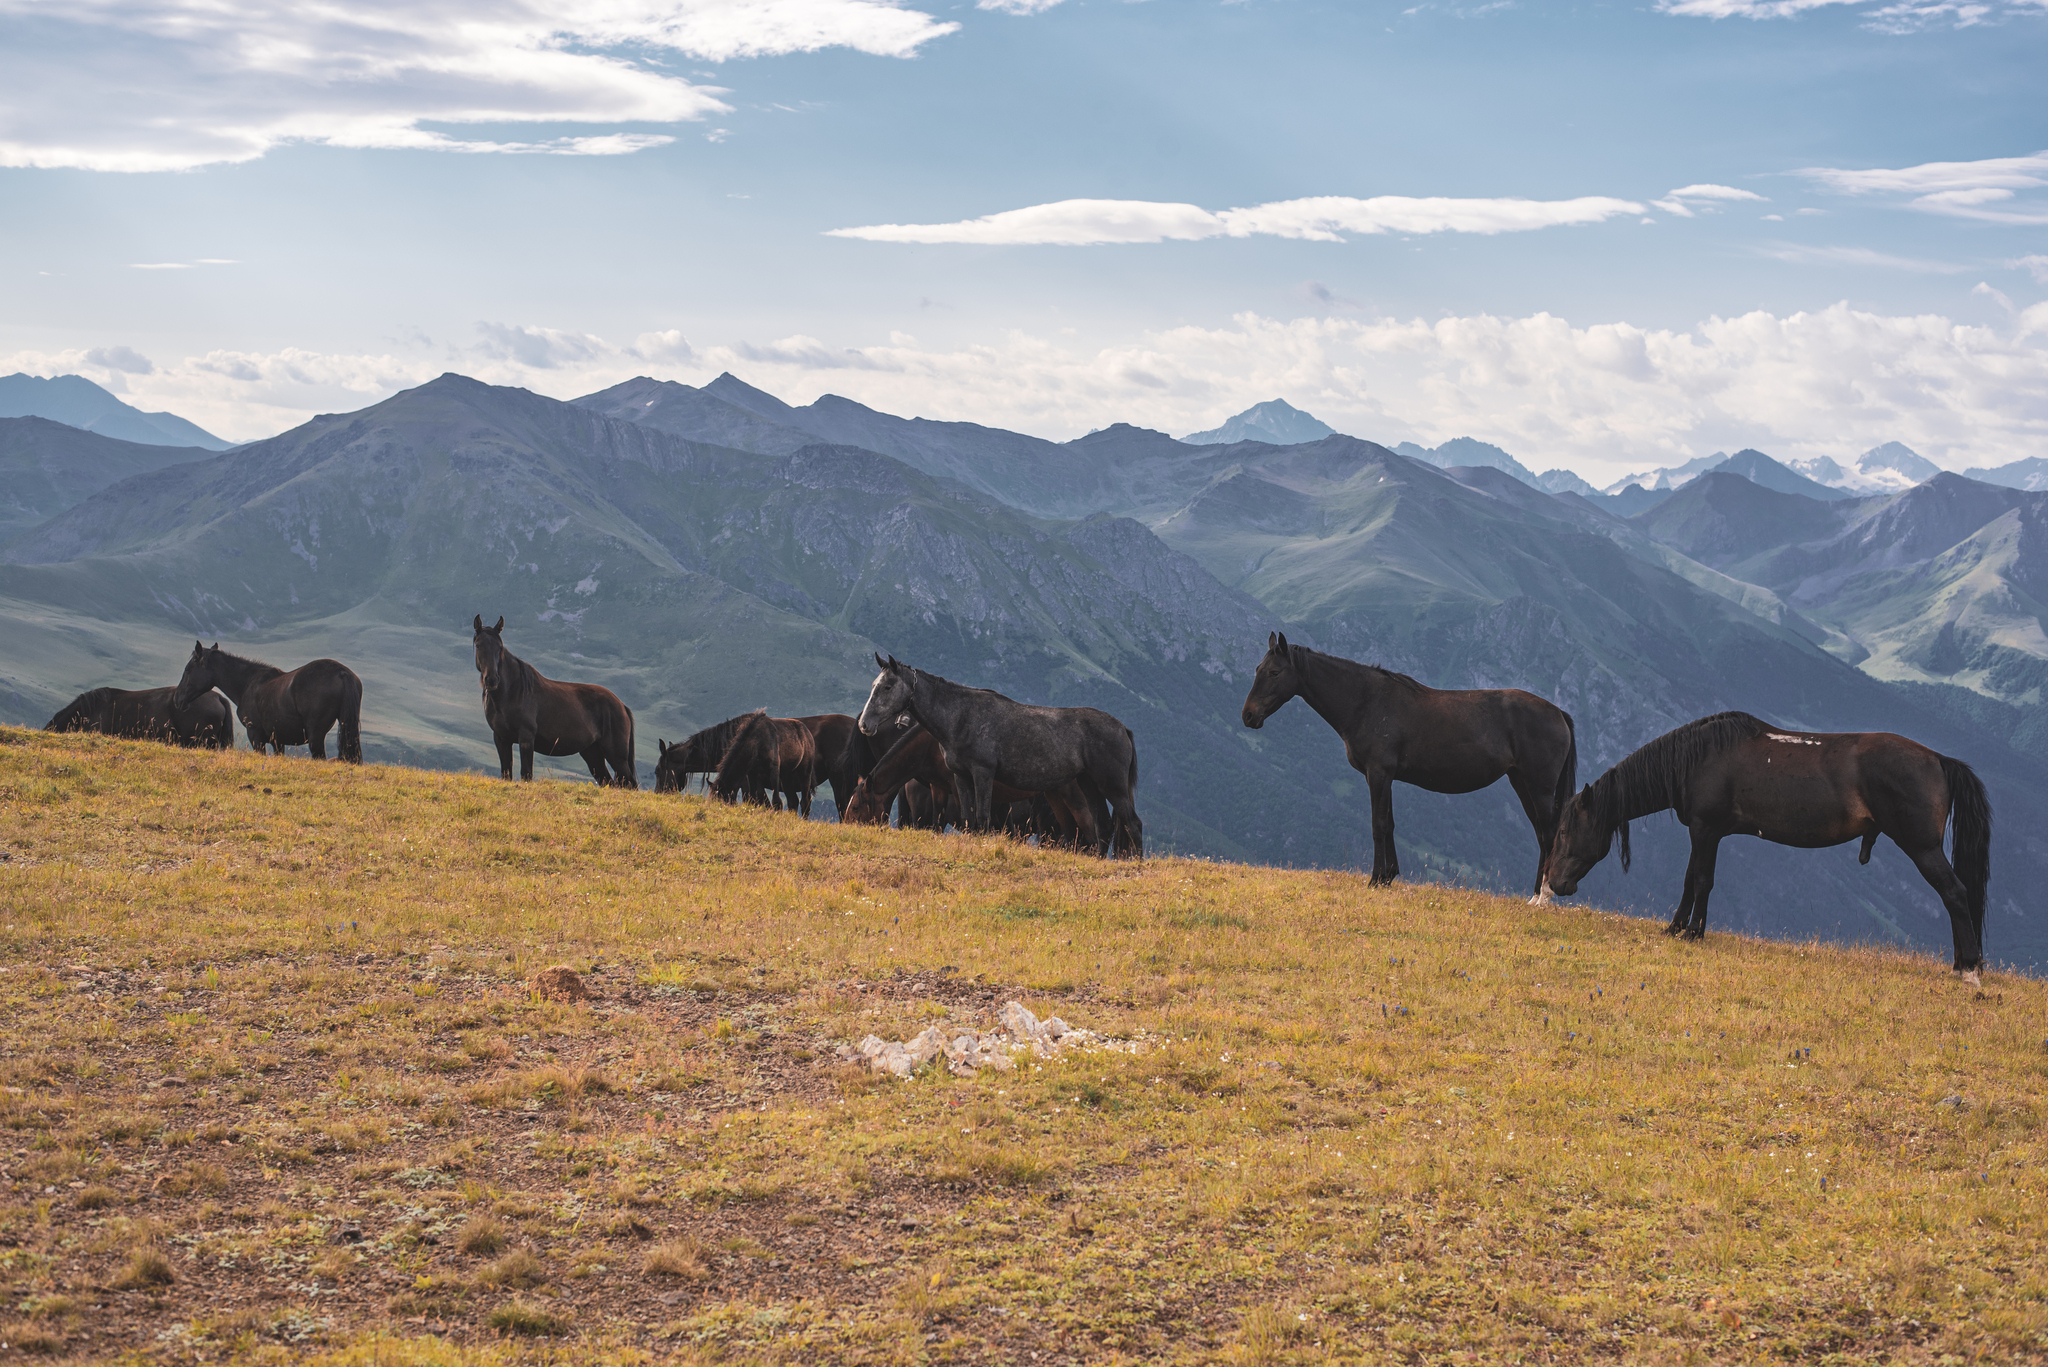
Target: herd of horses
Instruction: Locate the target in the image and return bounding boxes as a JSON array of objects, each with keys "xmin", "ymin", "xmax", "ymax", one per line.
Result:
[{"xmin": 40, "ymin": 620, "xmax": 1994, "ymax": 981}]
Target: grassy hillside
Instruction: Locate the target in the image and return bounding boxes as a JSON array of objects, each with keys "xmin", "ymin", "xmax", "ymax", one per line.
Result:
[{"xmin": 1, "ymin": 730, "xmax": 2043, "ymax": 1364}]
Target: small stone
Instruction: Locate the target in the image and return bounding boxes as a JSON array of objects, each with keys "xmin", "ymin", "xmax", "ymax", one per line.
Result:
[{"xmin": 531, "ymin": 965, "xmax": 594, "ymax": 1003}]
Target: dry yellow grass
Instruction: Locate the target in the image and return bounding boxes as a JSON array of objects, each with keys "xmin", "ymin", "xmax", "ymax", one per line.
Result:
[{"xmin": 0, "ymin": 724, "xmax": 2044, "ymax": 1364}]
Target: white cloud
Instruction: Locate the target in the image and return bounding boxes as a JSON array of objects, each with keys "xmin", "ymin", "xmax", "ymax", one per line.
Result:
[
  {"xmin": 2014, "ymin": 254, "xmax": 2048, "ymax": 284},
  {"xmin": 21, "ymin": 299, "xmax": 2048, "ymax": 475},
  {"xmin": 1658, "ymin": 0, "xmax": 2036, "ymax": 25},
  {"xmin": 0, "ymin": 0, "xmax": 960, "ymax": 172},
  {"xmin": 84, "ymin": 345, "xmax": 155, "ymax": 374},
  {"xmin": 1796, "ymin": 149, "xmax": 2048, "ymax": 225},
  {"xmin": 1756, "ymin": 243, "xmax": 1967, "ymax": 273},
  {"xmin": 828, "ymin": 193, "xmax": 1645, "ymax": 245},
  {"xmin": 1666, "ymin": 183, "xmax": 1767, "ymax": 201},
  {"xmin": 977, "ymin": 0, "xmax": 1066, "ymax": 11}
]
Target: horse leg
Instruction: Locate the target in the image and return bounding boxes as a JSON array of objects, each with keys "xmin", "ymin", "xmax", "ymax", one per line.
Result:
[
  {"xmin": 518, "ymin": 732, "xmax": 536, "ymax": 781},
  {"xmin": 582, "ymin": 750, "xmax": 612, "ymax": 786},
  {"xmin": 1905, "ymin": 844, "xmax": 1983, "ymax": 982},
  {"xmin": 495, "ymin": 735, "xmax": 515, "ymax": 781},
  {"xmin": 1508, "ymin": 769, "xmax": 1557, "ymax": 900},
  {"xmin": 1366, "ymin": 773, "xmax": 1398, "ymax": 886},
  {"xmin": 1680, "ymin": 829, "xmax": 1723, "ymax": 941}
]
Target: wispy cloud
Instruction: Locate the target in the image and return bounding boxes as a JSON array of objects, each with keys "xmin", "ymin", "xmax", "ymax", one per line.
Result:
[
  {"xmin": 1796, "ymin": 149, "xmax": 2048, "ymax": 225},
  {"xmin": 1651, "ymin": 183, "xmax": 1767, "ymax": 215},
  {"xmin": 1657, "ymin": 0, "xmax": 2040, "ymax": 28},
  {"xmin": 0, "ymin": 0, "xmax": 961, "ymax": 172},
  {"xmin": 2014, "ymin": 254, "xmax": 2048, "ymax": 284},
  {"xmin": 828, "ymin": 193, "xmax": 1645, "ymax": 245},
  {"xmin": 1757, "ymin": 243, "xmax": 1968, "ymax": 272}
]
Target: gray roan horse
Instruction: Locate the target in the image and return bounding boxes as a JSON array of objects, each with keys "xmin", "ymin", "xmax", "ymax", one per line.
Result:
[
  {"xmin": 1241, "ymin": 633, "xmax": 1576, "ymax": 892},
  {"xmin": 471, "ymin": 616, "xmax": 636, "ymax": 787},
  {"xmin": 47, "ymin": 685, "xmax": 232, "ymax": 749},
  {"xmin": 856, "ymin": 655, "xmax": 1142, "ymax": 856},
  {"xmin": 1543, "ymin": 711, "xmax": 1992, "ymax": 984},
  {"xmin": 175, "ymin": 642, "xmax": 363, "ymax": 761}
]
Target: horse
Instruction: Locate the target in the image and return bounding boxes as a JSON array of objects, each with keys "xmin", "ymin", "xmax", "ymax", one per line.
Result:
[
  {"xmin": 655, "ymin": 715, "xmax": 752, "ymax": 795},
  {"xmin": 471, "ymin": 616, "xmax": 636, "ymax": 787},
  {"xmin": 794, "ymin": 715, "xmax": 878, "ymax": 819},
  {"xmin": 1240, "ymin": 632, "xmax": 1575, "ymax": 893},
  {"xmin": 856, "ymin": 655, "xmax": 1142, "ymax": 856},
  {"xmin": 711, "ymin": 711, "xmax": 818, "ymax": 814},
  {"xmin": 1541, "ymin": 711, "xmax": 1992, "ymax": 984},
  {"xmin": 843, "ymin": 722, "xmax": 1106, "ymax": 850},
  {"xmin": 46, "ymin": 686, "xmax": 233, "ymax": 749},
  {"xmin": 174, "ymin": 642, "xmax": 363, "ymax": 762}
]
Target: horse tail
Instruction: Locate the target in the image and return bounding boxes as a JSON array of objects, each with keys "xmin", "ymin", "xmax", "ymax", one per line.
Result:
[
  {"xmin": 1942, "ymin": 754, "xmax": 1991, "ymax": 928},
  {"xmin": 1550, "ymin": 708, "xmax": 1578, "ymax": 838},
  {"xmin": 618, "ymin": 703, "xmax": 638, "ymax": 790},
  {"xmin": 337, "ymin": 670, "xmax": 364, "ymax": 763}
]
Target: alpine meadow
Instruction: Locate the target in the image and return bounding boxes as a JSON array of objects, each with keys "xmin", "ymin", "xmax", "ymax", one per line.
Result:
[{"xmin": 7, "ymin": 0, "xmax": 2048, "ymax": 1359}]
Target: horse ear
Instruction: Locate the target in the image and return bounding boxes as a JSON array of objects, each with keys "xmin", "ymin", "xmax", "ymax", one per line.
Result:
[
  {"xmin": 887, "ymin": 654, "xmax": 901, "ymax": 669},
  {"xmin": 874, "ymin": 652, "xmax": 888, "ymax": 670},
  {"xmin": 473, "ymin": 614, "xmax": 483, "ymax": 631},
  {"xmin": 492, "ymin": 616, "xmax": 504, "ymax": 633},
  {"xmin": 1275, "ymin": 631, "xmax": 1289, "ymax": 651},
  {"xmin": 209, "ymin": 642, "xmax": 218, "ymax": 652},
  {"xmin": 192, "ymin": 640, "xmax": 203, "ymax": 652}
]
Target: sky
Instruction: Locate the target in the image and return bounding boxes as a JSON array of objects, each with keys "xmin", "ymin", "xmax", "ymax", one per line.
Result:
[{"xmin": 2, "ymin": 0, "xmax": 2046, "ymax": 484}]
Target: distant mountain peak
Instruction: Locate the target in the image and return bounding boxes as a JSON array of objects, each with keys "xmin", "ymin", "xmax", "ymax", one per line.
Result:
[
  {"xmin": 702, "ymin": 372, "xmax": 805, "ymax": 425},
  {"xmin": 0, "ymin": 372, "xmax": 230, "ymax": 450},
  {"xmin": 1182, "ymin": 399, "xmax": 1336, "ymax": 446},
  {"xmin": 1858, "ymin": 441, "xmax": 1941, "ymax": 482},
  {"xmin": 1395, "ymin": 436, "xmax": 1540, "ymax": 488}
]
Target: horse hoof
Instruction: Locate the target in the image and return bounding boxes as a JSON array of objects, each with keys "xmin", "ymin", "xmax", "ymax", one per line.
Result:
[
  {"xmin": 1957, "ymin": 968, "xmax": 1983, "ymax": 989},
  {"xmin": 1682, "ymin": 928, "xmax": 1705, "ymax": 942},
  {"xmin": 1662, "ymin": 923, "xmax": 1684, "ymax": 938}
]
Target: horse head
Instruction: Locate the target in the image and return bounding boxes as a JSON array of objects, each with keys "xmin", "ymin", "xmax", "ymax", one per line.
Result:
[
  {"xmin": 472, "ymin": 615, "xmax": 506, "ymax": 692},
  {"xmin": 653, "ymin": 738, "xmax": 689, "ymax": 794},
  {"xmin": 1241, "ymin": 631, "xmax": 1303, "ymax": 729},
  {"xmin": 1541, "ymin": 782, "xmax": 1625, "ymax": 898},
  {"xmin": 843, "ymin": 776, "xmax": 889, "ymax": 825},
  {"xmin": 857, "ymin": 654, "xmax": 915, "ymax": 736},
  {"xmin": 173, "ymin": 641, "xmax": 221, "ymax": 709}
]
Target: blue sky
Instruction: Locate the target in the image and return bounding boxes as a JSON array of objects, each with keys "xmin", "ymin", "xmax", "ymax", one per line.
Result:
[{"xmin": 3, "ymin": 0, "xmax": 2045, "ymax": 481}]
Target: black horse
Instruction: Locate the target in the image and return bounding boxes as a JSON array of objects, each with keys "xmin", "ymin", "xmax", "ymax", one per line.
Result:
[
  {"xmin": 655, "ymin": 715, "xmax": 751, "ymax": 795},
  {"xmin": 1543, "ymin": 711, "xmax": 1992, "ymax": 983},
  {"xmin": 856, "ymin": 655, "xmax": 1142, "ymax": 856},
  {"xmin": 46, "ymin": 686, "xmax": 232, "ymax": 749},
  {"xmin": 472, "ymin": 616, "xmax": 635, "ymax": 786},
  {"xmin": 843, "ymin": 721, "xmax": 1106, "ymax": 849},
  {"xmin": 1241, "ymin": 632, "xmax": 1576, "ymax": 892},
  {"xmin": 711, "ymin": 711, "xmax": 817, "ymax": 813},
  {"xmin": 174, "ymin": 642, "xmax": 363, "ymax": 761}
]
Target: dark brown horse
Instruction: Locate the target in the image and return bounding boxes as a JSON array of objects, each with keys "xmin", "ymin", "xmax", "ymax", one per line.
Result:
[
  {"xmin": 471, "ymin": 616, "xmax": 636, "ymax": 787},
  {"xmin": 796, "ymin": 714, "xmax": 879, "ymax": 819},
  {"xmin": 1543, "ymin": 711, "xmax": 1993, "ymax": 983},
  {"xmin": 655, "ymin": 715, "xmax": 752, "ymax": 795},
  {"xmin": 843, "ymin": 723, "xmax": 1106, "ymax": 849},
  {"xmin": 174, "ymin": 642, "xmax": 363, "ymax": 761},
  {"xmin": 46, "ymin": 686, "xmax": 233, "ymax": 749},
  {"xmin": 711, "ymin": 711, "xmax": 818, "ymax": 814},
  {"xmin": 1240, "ymin": 632, "xmax": 1575, "ymax": 892},
  {"xmin": 856, "ymin": 656, "xmax": 1142, "ymax": 856}
]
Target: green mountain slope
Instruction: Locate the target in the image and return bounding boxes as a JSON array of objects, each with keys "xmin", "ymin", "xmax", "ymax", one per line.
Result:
[{"xmin": 0, "ymin": 417, "xmax": 218, "ymax": 546}]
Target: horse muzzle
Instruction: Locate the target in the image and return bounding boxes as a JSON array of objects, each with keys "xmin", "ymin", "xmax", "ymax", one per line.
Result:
[
  {"xmin": 1544, "ymin": 874, "xmax": 1579, "ymax": 897},
  {"xmin": 1241, "ymin": 709, "xmax": 1265, "ymax": 730}
]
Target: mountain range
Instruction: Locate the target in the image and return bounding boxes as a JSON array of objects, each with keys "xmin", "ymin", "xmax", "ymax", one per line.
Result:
[
  {"xmin": 1182, "ymin": 399, "xmax": 1334, "ymax": 446},
  {"xmin": 0, "ymin": 373, "xmax": 229, "ymax": 450},
  {"xmin": 3, "ymin": 379, "xmax": 2046, "ymax": 970}
]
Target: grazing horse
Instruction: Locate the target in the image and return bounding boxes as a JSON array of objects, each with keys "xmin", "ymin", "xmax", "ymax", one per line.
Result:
[
  {"xmin": 1240, "ymin": 632, "xmax": 1575, "ymax": 892},
  {"xmin": 174, "ymin": 642, "xmax": 363, "ymax": 762},
  {"xmin": 47, "ymin": 686, "xmax": 232, "ymax": 749},
  {"xmin": 471, "ymin": 616, "xmax": 636, "ymax": 787},
  {"xmin": 1543, "ymin": 711, "xmax": 1993, "ymax": 983},
  {"xmin": 711, "ymin": 711, "xmax": 817, "ymax": 814},
  {"xmin": 856, "ymin": 655, "xmax": 1142, "ymax": 856},
  {"xmin": 655, "ymin": 715, "xmax": 752, "ymax": 795},
  {"xmin": 843, "ymin": 722, "xmax": 1106, "ymax": 850}
]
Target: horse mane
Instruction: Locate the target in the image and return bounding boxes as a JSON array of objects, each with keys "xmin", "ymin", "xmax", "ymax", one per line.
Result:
[
  {"xmin": 47, "ymin": 688, "xmax": 114, "ymax": 730},
  {"xmin": 1586, "ymin": 711, "xmax": 1771, "ymax": 864},
  {"xmin": 1289, "ymin": 643, "xmax": 1427, "ymax": 695},
  {"xmin": 481, "ymin": 642, "xmax": 540, "ymax": 700}
]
